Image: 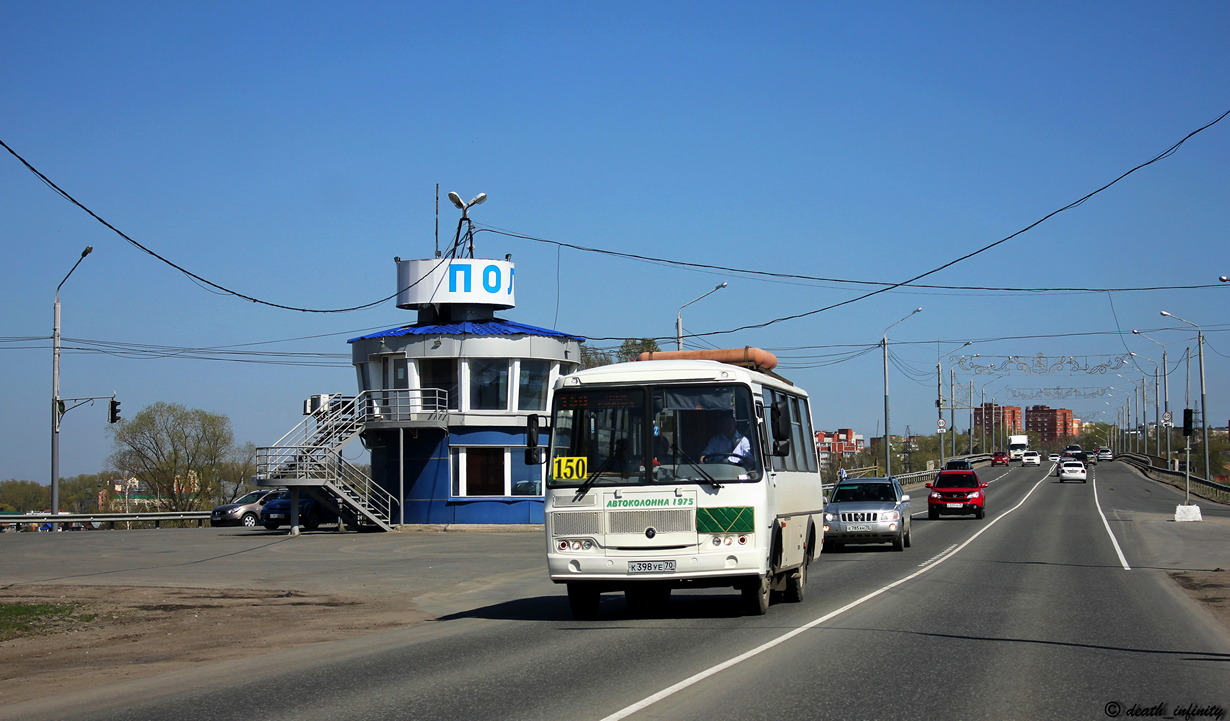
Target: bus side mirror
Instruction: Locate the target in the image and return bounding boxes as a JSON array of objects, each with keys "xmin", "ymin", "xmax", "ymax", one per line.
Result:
[
  {"xmin": 527, "ymin": 414, "xmax": 540, "ymax": 447},
  {"xmin": 770, "ymin": 400, "xmax": 791, "ymax": 456},
  {"xmin": 525, "ymin": 414, "xmax": 544, "ymax": 465},
  {"xmin": 771, "ymin": 401, "xmax": 791, "ymax": 442}
]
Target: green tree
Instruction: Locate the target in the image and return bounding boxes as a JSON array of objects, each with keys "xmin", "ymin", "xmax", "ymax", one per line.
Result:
[
  {"xmin": 108, "ymin": 402, "xmax": 235, "ymax": 511},
  {"xmin": 614, "ymin": 338, "xmax": 661, "ymax": 363},
  {"xmin": 59, "ymin": 473, "xmax": 115, "ymax": 513},
  {"xmin": 579, "ymin": 345, "xmax": 613, "ymax": 370},
  {"xmin": 1077, "ymin": 423, "xmax": 1116, "ymax": 453},
  {"xmin": 579, "ymin": 338, "xmax": 663, "ymax": 370},
  {"xmin": 0, "ymin": 479, "xmax": 50, "ymax": 512}
]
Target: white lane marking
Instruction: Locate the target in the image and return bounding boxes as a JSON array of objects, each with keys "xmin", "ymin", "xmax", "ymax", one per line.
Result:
[
  {"xmin": 1092, "ymin": 472, "xmax": 1132, "ymax": 571},
  {"xmin": 917, "ymin": 544, "xmax": 958, "ymax": 568},
  {"xmin": 598, "ymin": 471, "xmax": 1055, "ymax": 721}
]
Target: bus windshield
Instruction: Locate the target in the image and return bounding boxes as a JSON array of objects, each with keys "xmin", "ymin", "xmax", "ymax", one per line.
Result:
[{"xmin": 548, "ymin": 384, "xmax": 762, "ymax": 488}]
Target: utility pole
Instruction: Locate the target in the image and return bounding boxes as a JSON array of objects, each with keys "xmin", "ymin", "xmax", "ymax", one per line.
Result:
[
  {"xmin": 52, "ymin": 246, "xmax": 93, "ymax": 520},
  {"xmin": 937, "ymin": 362, "xmax": 945, "ymax": 466}
]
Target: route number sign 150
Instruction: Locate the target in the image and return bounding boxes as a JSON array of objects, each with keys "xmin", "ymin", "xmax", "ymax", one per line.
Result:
[{"xmin": 553, "ymin": 456, "xmax": 588, "ymax": 480}]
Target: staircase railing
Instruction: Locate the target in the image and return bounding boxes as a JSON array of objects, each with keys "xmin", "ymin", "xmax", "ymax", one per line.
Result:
[
  {"xmin": 269, "ymin": 389, "xmax": 449, "ymax": 454},
  {"xmin": 255, "ymin": 388, "xmax": 450, "ymax": 530},
  {"xmin": 256, "ymin": 448, "xmax": 396, "ymax": 530}
]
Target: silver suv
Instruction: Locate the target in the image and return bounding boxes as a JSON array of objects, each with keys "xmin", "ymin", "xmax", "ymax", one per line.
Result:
[
  {"xmin": 210, "ymin": 489, "xmax": 284, "ymax": 528},
  {"xmin": 823, "ymin": 478, "xmax": 912, "ymax": 551}
]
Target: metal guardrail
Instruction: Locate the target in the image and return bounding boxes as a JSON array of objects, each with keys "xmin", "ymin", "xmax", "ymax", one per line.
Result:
[
  {"xmin": 0, "ymin": 511, "xmax": 210, "ymax": 530},
  {"xmin": 1116, "ymin": 453, "xmax": 1230, "ymax": 504},
  {"xmin": 823, "ymin": 454, "xmax": 992, "ymax": 495}
]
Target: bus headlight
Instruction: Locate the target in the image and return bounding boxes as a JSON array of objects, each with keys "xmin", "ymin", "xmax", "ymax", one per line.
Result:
[{"xmin": 558, "ymin": 539, "xmax": 595, "ymax": 552}]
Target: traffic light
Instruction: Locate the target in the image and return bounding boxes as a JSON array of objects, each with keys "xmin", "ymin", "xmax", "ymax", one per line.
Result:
[
  {"xmin": 109, "ymin": 398, "xmax": 122, "ymax": 424},
  {"xmin": 1183, "ymin": 408, "xmax": 1194, "ymax": 437}
]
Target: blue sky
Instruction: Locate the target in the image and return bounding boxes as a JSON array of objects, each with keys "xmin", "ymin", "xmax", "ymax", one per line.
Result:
[{"xmin": 3, "ymin": 1, "xmax": 1228, "ymax": 484}]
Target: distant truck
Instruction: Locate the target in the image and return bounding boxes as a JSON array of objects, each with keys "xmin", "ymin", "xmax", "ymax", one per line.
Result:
[{"xmin": 1008, "ymin": 434, "xmax": 1029, "ymax": 461}]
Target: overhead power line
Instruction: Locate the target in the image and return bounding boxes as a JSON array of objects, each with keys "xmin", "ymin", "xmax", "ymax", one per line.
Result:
[
  {"xmin": 4, "ymin": 106, "xmax": 1228, "ymax": 323},
  {"xmin": 475, "ymin": 225, "xmax": 1226, "ymax": 296}
]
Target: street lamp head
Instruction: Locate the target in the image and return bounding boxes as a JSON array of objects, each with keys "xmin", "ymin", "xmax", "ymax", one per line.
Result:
[
  {"xmin": 717, "ymin": 282, "xmax": 728, "ymax": 290},
  {"xmin": 447, "ymin": 191, "xmax": 465, "ymax": 210},
  {"xmin": 1220, "ymin": 276, "xmax": 1228, "ymax": 283},
  {"xmin": 1132, "ymin": 329, "xmax": 1141, "ymax": 335},
  {"xmin": 81, "ymin": 246, "xmax": 93, "ymax": 258},
  {"xmin": 468, "ymin": 193, "xmax": 487, "ymax": 207},
  {"xmin": 1160, "ymin": 311, "xmax": 1172, "ymax": 318}
]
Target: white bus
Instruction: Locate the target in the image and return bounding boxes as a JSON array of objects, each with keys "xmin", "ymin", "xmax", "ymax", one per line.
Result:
[{"xmin": 528, "ymin": 348, "xmax": 825, "ymax": 619}]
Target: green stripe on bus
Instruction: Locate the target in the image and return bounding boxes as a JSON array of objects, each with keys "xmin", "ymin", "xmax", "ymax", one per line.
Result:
[{"xmin": 696, "ymin": 507, "xmax": 754, "ymax": 534}]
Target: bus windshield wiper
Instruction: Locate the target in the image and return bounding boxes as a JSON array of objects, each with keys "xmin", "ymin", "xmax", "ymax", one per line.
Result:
[
  {"xmin": 574, "ymin": 451, "xmax": 620, "ymax": 500},
  {"xmin": 672, "ymin": 444, "xmax": 723, "ymax": 489}
]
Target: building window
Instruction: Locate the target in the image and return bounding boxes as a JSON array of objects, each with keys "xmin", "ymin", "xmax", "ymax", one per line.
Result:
[
  {"xmin": 419, "ymin": 358, "xmax": 458, "ymax": 410},
  {"xmin": 518, "ymin": 359, "xmax": 550, "ymax": 411},
  {"xmin": 450, "ymin": 447, "xmax": 544, "ymax": 497},
  {"xmin": 464, "ymin": 447, "xmax": 505, "ymax": 495},
  {"xmin": 469, "ymin": 359, "xmax": 510, "ymax": 411}
]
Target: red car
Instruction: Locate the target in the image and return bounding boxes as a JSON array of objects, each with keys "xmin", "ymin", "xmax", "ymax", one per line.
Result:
[
  {"xmin": 991, "ymin": 452, "xmax": 1009, "ymax": 466},
  {"xmin": 926, "ymin": 470, "xmax": 987, "ymax": 519}
]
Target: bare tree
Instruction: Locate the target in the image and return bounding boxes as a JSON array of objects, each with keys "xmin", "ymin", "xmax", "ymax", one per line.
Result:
[
  {"xmin": 215, "ymin": 441, "xmax": 259, "ymax": 504},
  {"xmin": 108, "ymin": 402, "xmax": 235, "ymax": 511}
]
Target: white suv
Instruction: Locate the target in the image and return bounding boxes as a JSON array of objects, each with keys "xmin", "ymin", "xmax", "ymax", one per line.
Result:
[{"xmin": 1021, "ymin": 450, "xmax": 1041, "ymax": 466}]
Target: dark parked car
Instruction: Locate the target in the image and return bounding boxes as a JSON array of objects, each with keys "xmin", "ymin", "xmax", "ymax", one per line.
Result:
[
  {"xmin": 926, "ymin": 470, "xmax": 987, "ymax": 519},
  {"xmin": 210, "ymin": 488, "xmax": 285, "ymax": 528},
  {"xmin": 823, "ymin": 477, "xmax": 911, "ymax": 551},
  {"xmin": 260, "ymin": 492, "xmax": 339, "ymax": 531}
]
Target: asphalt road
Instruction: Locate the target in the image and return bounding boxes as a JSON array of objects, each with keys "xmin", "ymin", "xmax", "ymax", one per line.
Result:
[{"xmin": 4, "ymin": 461, "xmax": 1229, "ymax": 721}]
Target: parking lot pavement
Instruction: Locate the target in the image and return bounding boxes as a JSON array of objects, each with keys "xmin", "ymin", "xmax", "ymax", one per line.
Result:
[{"xmin": 0, "ymin": 526, "xmax": 551, "ymax": 617}]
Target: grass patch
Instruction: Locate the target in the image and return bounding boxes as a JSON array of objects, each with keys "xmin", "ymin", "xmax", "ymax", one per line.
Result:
[{"xmin": 0, "ymin": 602, "xmax": 94, "ymax": 641}]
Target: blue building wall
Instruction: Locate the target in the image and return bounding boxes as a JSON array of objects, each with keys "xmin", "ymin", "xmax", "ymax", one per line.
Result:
[{"xmin": 370, "ymin": 426, "xmax": 546, "ymax": 525}]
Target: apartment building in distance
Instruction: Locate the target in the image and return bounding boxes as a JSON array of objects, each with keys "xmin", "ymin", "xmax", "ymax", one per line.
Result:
[
  {"xmin": 815, "ymin": 428, "xmax": 864, "ymax": 473},
  {"xmin": 973, "ymin": 403, "xmax": 1023, "ymax": 433},
  {"xmin": 1025, "ymin": 405, "xmax": 1078, "ymax": 443}
]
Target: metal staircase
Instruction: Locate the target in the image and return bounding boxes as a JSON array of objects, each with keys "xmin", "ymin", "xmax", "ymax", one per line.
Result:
[{"xmin": 254, "ymin": 389, "xmax": 450, "ymax": 531}]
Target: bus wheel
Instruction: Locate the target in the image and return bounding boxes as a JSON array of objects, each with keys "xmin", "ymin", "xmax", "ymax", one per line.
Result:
[
  {"xmin": 784, "ymin": 529, "xmax": 812, "ymax": 603},
  {"xmin": 783, "ymin": 560, "xmax": 807, "ymax": 603},
  {"xmin": 567, "ymin": 583, "xmax": 600, "ymax": 620},
  {"xmin": 741, "ymin": 575, "xmax": 771, "ymax": 615}
]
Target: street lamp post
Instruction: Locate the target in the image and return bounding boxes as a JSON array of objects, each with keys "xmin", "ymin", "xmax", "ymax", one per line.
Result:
[
  {"xmin": 52, "ymin": 245, "xmax": 93, "ymax": 518},
  {"xmin": 1112, "ymin": 379, "xmax": 1140, "ymax": 453},
  {"xmin": 1161, "ymin": 311, "xmax": 1209, "ymax": 481},
  {"xmin": 675, "ymin": 282, "xmax": 727, "ymax": 350},
  {"xmin": 882, "ymin": 307, "xmax": 922, "ymax": 476},
  {"xmin": 1133, "ymin": 331, "xmax": 1170, "ymax": 462},
  {"xmin": 936, "ymin": 342, "xmax": 972, "ymax": 465},
  {"xmin": 1129, "ymin": 352, "xmax": 1160, "ymax": 457}
]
